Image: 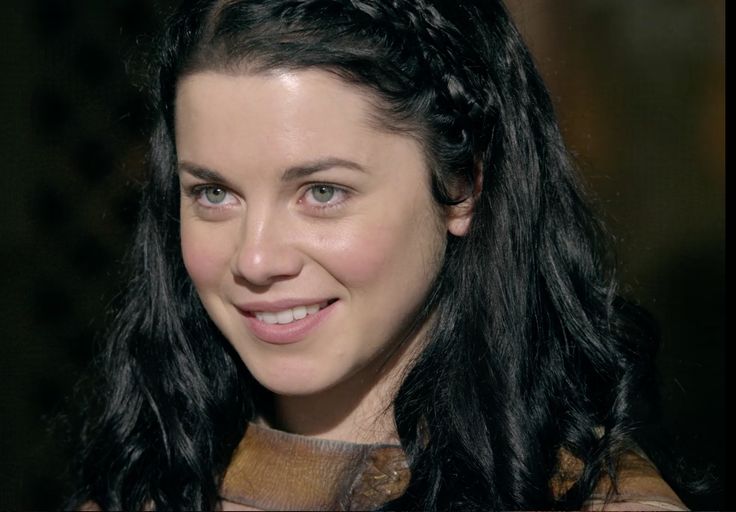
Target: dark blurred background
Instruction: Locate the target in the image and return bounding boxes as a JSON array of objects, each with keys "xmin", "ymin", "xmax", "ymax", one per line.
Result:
[{"xmin": 0, "ymin": 0, "xmax": 725, "ymax": 509}]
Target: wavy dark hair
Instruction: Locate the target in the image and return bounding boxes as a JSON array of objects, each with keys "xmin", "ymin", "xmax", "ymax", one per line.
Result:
[{"xmin": 66, "ymin": 0, "xmax": 666, "ymax": 509}]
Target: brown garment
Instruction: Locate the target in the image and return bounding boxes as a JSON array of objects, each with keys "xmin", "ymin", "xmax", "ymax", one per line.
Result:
[
  {"xmin": 219, "ymin": 423, "xmax": 688, "ymax": 511},
  {"xmin": 220, "ymin": 423, "xmax": 409, "ymax": 510},
  {"xmin": 551, "ymin": 447, "xmax": 687, "ymax": 511}
]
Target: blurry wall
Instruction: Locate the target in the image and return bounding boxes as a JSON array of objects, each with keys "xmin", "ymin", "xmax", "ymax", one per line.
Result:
[{"xmin": 0, "ymin": 0, "xmax": 725, "ymax": 509}]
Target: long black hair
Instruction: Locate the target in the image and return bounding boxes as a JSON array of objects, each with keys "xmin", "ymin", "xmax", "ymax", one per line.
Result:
[{"xmin": 67, "ymin": 0, "xmax": 663, "ymax": 509}]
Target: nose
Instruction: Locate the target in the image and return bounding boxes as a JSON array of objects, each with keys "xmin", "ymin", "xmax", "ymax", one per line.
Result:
[{"xmin": 230, "ymin": 205, "xmax": 304, "ymax": 286}]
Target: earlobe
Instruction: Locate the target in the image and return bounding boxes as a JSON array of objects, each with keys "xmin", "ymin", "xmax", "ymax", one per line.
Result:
[
  {"xmin": 447, "ymin": 207, "xmax": 473, "ymax": 236},
  {"xmin": 446, "ymin": 163, "xmax": 483, "ymax": 237}
]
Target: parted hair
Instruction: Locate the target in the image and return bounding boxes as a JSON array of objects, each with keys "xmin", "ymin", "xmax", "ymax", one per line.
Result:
[{"xmin": 66, "ymin": 0, "xmax": 663, "ymax": 509}]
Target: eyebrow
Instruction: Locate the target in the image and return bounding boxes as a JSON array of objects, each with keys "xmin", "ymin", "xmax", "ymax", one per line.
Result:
[
  {"xmin": 177, "ymin": 162, "xmax": 229, "ymax": 183},
  {"xmin": 177, "ymin": 157, "xmax": 367, "ymax": 184},
  {"xmin": 280, "ymin": 157, "xmax": 367, "ymax": 181}
]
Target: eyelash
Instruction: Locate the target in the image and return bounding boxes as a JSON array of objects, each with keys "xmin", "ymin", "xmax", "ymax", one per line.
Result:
[
  {"xmin": 185, "ymin": 183, "xmax": 351, "ymax": 214},
  {"xmin": 188, "ymin": 184, "xmax": 238, "ymax": 210},
  {"xmin": 299, "ymin": 183, "xmax": 351, "ymax": 213}
]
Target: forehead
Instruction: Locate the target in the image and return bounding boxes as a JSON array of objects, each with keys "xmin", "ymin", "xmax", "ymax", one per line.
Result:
[
  {"xmin": 174, "ymin": 69, "xmax": 429, "ymax": 179},
  {"xmin": 176, "ymin": 68, "xmax": 390, "ymax": 132}
]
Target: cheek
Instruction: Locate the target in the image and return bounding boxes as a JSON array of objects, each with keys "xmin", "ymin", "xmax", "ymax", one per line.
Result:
[
  {"xmin": 180, "ymin": 222, "xmax": 233, "ymax": 289},
  {"xmin": 323, "ymin": 227, "xmax": 392, "ymax": 285},
  {"xmin": 318, "ymin": 210, "xmax": 445, "ymax": 290}
]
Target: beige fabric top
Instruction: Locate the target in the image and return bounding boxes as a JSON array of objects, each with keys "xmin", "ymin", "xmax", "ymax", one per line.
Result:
[
  {"xmin": 219, "ymin": 423, "xmax": 409, "ymax": 510},
  {"xmin": 219, "ymin": 423, "xmax": 688, "ymax": 511}
]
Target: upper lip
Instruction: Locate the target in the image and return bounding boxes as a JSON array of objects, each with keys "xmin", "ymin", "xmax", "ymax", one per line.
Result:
[{"xmin": 236, "ymin": 298, "xmax": 336, "ymax": 313}]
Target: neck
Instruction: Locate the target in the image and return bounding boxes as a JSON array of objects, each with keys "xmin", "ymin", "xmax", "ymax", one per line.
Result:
[{"xmin": 260, "ymin": 324, "xmax": 428, "ymax": 445}]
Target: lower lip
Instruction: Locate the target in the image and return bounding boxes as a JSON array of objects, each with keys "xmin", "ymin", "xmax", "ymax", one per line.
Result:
[{"xmin": 239, "ymin": 301, "xmax": 337, "ymax": 345}]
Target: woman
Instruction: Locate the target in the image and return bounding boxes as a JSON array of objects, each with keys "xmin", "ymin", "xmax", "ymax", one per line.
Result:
[{"xmin": 67, "ymin": 0, "xmax": 687, "ymax": 510}]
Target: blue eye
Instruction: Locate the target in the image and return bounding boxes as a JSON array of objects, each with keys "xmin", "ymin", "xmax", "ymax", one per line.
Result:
[
  {"xmin": 311, "ymin": 185, "xmax": 336, "ymax": 203},
  {"xmin": 300, "ymin": 184, "xmax": 351, "ymax": 214},
  {"xmin": 189, "ymin": 184, "xmax": 237, "ymax": 209},
  {"xmin": 203, "ymin": 186, "xmax": 228, "ymax": 204}
]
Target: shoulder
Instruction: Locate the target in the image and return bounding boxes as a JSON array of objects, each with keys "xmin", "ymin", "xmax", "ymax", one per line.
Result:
[
  {"xmin": 583, "ymin": 450, "xmax": 688, "ymax": 511},
  {"xmin": 552, "ymin": 448, "xmax": 688, "ymax": 511}
]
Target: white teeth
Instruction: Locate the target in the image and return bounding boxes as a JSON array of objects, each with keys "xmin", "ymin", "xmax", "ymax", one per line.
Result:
[
  {"xmin": 276, "ymin": 309, "xmax": 294, "ymax": 324},
  {"xmin": 260, "ymin": 312, "xmax": 279, "ymax": 324},
  {"xmin": 254, "ymin": 302, "xmax": 328, "ymax": 325}
]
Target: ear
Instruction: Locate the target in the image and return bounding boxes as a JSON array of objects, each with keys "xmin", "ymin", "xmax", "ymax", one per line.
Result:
[{"xmin": 446, "ymin": 163, "xmax": 483, "ymax": 237}]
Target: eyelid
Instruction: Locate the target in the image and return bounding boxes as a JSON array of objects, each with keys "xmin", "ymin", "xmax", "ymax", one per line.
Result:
[
  {"xmin": 181, "ymin": 179, "xmax": 353, "ymax": 213},
  {"xmin": 187, "ymin": 183, "xmax": 240, "ymax": 209},
  {"xmin": 299, "ymin": 182, "xmax": 352, "ymax": 211}
]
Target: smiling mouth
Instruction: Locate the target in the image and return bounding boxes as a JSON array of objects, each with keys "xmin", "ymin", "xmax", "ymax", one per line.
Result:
[{"xmin": 251, "ymin": 300, "xmax": 336, "ymax": 325}]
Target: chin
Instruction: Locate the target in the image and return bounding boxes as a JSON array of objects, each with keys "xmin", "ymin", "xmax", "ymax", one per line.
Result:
[
  {"xmin": 259, "ymin": 378, "xmax": 339, "ymax": 398},
  {"xmin": 247, "ymin": 360, "xmax": 341, "ymax": 397}
]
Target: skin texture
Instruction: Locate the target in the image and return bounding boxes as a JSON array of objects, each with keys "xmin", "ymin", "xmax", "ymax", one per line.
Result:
[{"xmin": 176, "ymin": 70, "xmax": 471, "ymax": 443}]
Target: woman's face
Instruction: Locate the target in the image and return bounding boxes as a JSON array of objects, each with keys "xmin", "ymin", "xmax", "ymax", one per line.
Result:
[{"xmin": 176, "ymin": 69, "xmax": 465, "ymax": 397}]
